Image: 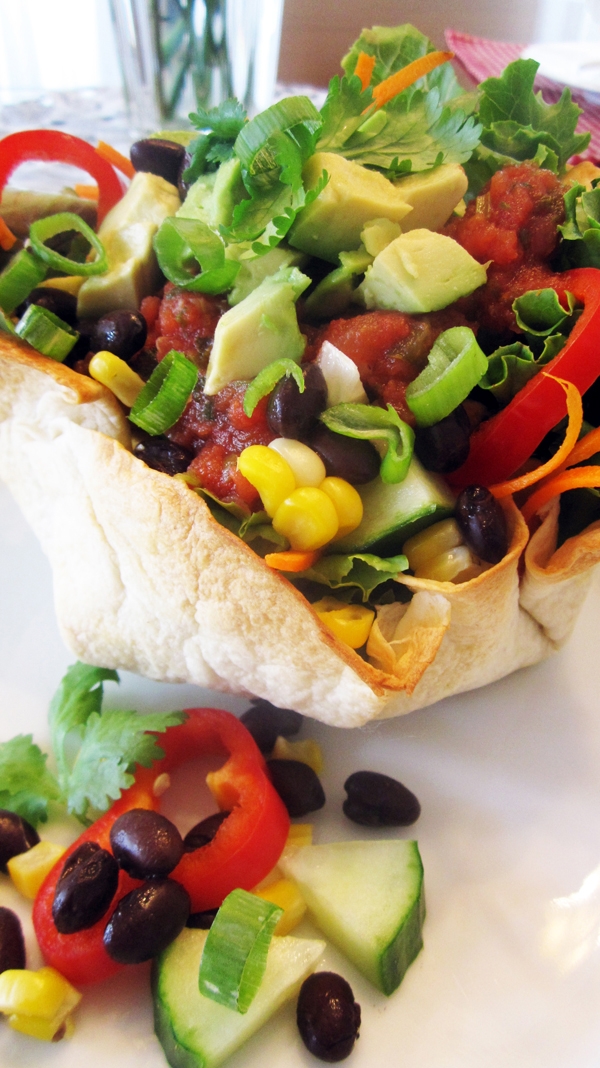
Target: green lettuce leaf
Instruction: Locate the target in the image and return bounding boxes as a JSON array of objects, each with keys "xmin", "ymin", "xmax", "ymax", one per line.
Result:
[
  {"xmin": 513, "ymin": 288, "xmax": 578, "ymax": 336},
  {"xmin": 0, "ymin": 735, "xmax": 60, "ymax": 826},
  {"xmin": 300, "ymin": 552, "xmax": 409, "ymax": 601},
  {"xmin": 341, "ymin": 24, "xmax": 465, "ymax": 101},
  {"xmin": 480, "ymin": 335, "xmax": 566, "ymax": 405},
  {"xmin": 558, "ymin": 181, "xmax": 600, "ymax": 269}
]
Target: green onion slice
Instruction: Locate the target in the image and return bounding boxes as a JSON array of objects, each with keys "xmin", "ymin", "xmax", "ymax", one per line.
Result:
[
  {"xmin": 129, "ymin": 350, "xmax": 198, "ymax": 435},
  {"xmin": 154, "ymin": 217, "xmax": 239, "ymax": 294},
  {"xmin": 234, "ymin": 96, "xmax": 322, "ymax": 176},
  {"xmin": 0, "ymin": 249, "xmax": 47, "ymax": 314},
  {"xmin": 28, "ymin": 212, "xmax": 108, "ymax": 276},
  {"xmin": 15, "ymin": 304, "xmax": 79, "ymax": 361},
  {"xmin": 405, "ymin": 326, "xmax": 488, "ymax": 428},
  {"xmin": 0, "ymin": 307, "xmax": 16, "ymax": 335},
  {"xmin": 243, "ymin": 358, "xmax": 305, "ymax": 417},
  {"xmin": 320, "ymin": 402, "xmax": 415, "ymax": 484},
  {"xmin": 198, "ymin": 889, "xmax": 283, "ymax": 1013}
]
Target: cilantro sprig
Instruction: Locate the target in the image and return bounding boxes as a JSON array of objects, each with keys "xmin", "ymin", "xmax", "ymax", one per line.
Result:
[
  {"xmin": 0, "ymin": 663, "xmax": 185, "ymax": 825},
  {"xmin": 183, "ymin": 99, "xmax": 248, "ymax": 184}
]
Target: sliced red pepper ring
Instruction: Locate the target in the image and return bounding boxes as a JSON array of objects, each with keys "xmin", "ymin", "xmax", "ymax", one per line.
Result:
[
  {"xmin": 449, "ymin": 268, "xmax": 600, "ymax": 489},
  {"xmin": 32, "ymin": 708, "xmax": 290, "ymax": 987},
  {"xmin": 0, "ymin": 130, "xmax": 123, "ymax": 225}
]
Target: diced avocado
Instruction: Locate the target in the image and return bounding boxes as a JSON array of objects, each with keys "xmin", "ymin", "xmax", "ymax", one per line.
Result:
[
  {"xmin": 361, "ymin": 217, "xmax": 402, "ymax": 257},
  {"xmin": 204, "ymin": 267, "xmax": 310, "ymax": 395},
  {"xmin": 228, "ymin": 245, "xmax": 306, "ymax": 306},
  {"xmin": 288, "ymin": 152, "xmax": 412, "ymax": 263},
  {"xmin": 280, "ymin": 840, "xmax": 425, "ymax": 996},
  {"xmin": 359, "ymin": 230, "xmax": 487, "ymax": 314},
  {"xmin": 0, "ymin": 189, "xmax": 96, "ymax": 238},
  {"xmin": 77, "ymin": 172, "xmax": 180, "ymax": 318},
  {"xmin": 150, "ymin": 130, "xmax": 198, "ymax": 146},
  {"xmin": 393, "ymin": 163, "xmax": 468, "ymax": 233},
  {"xmin": 177, "ymin": 173, "xmax": 218, "ymax": 225},
  {"xmin": 304, "ymin": 247, "xmax": 373, "ymax": 320},
  {"xmin": 178, "ymin": 160, "xmax": 245, "ymax": 231},
  {"xmin": 333, "ymin": 455, "xmax": 455, "ymax": 556},
  {"xmin": 152, "ymin": 928, "xmax": 325, "ymax": 1068}
]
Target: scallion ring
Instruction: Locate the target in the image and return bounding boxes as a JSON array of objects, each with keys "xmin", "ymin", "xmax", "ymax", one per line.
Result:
[
  {"xmin": 0, "ymin": 248, "xmax": 47, "ymax": 314},
  {"xmin": 129, "ymin": 350, "xmax": 198, "ymax": 435},
  {"xmin": 15, "ymin": 304, "xmax": 79, "ymax": 361},
  {"xmin": 28, "ymin": 212, "xmax": 108, "ymax": 277},
  {"xmin": 405, "ymin": 326, "xmax": 488, "ymax": 428}
]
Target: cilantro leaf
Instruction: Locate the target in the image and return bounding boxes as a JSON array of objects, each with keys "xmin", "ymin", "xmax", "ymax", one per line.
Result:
[
  {"xmin": 49, "ymin": 662, "xmax": 119, "ymax": 791},
  {"xmin": 65, "ymin": 708, "xmax": 186, "ymax": 822},
  {"xmin": 0, "ymin": 735, "xmax": 60, "ymax": 825},
  {"xmin": 184, "ymin": 99, "xmax": 247, "ymax": 183}
]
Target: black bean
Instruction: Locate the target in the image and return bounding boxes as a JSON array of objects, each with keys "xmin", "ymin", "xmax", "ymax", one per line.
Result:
[
  {"xmin": 414, "ymin": 405, "xmax": 471, "ymax": 474},
  {"xmin": 267, "ymin": 363, "xmax": 328, "ymax": 439},
  {"xmin": 133, "ymin": 438, "xmax": 194, "ymax": 476},
  {"xmin": 343, "ymin": 770, "xmax": 420, "ymax": 827},
  {"xmin": 110, "ymin": 809, "xmax": 184, "ymax": 879},
  {"xmin": 297, "ymin": 972, "xmax": 361, "ymax": 1062},
  {"xmin": 240, "ymin": 700, "xmax": 303, "ymax": 754},
  {"xmin": 183, "ymin": 811, "xmax": 230, "ymax": 852},
  {"xmin": 266, "ymin": 759, "xmax": 325, "ymax": 817},
  {"xmin": 186, "ymin": 908, "xmax": 219, "ymax": 929},
  {"xmin": 22, "ymin": 287, "xmax": 78, "ymax": 326},
  {"xmin": 103, "ymin": 878, "xmax": 190, "ymax": 964},
  {"xmin": 307, "ymin": 424, "xmax": 380, "ymax": 485},
  {"xmin": 0, "ymin": 908, "xmax": 25, "ymax": 973},
  {"xmin": 90, "ymin": 310, "xmax": 147, "ymax": 362},
  {"xmin": 0, "ymin": 810, "xmax": 39, "ymax": 872},
  {"xmin": 131, "ymin": 349, "xmax": 159, "ymax": 382},
  {"xmin": 456, "ymin": 484, "xmax": 508, "ymax": 564},
  {"xmin": 52, "ymin": 842, "xmax": 119, "ymax": 934},
  {"xmin": 130, "ymin": 138, "xmax": 186, "ymax": 187}
]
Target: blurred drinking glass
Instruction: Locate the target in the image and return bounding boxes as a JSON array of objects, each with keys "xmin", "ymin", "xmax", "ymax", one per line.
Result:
[{"xmin": 109, "ymin": 0, "xmax": 284, "ymax": 132}]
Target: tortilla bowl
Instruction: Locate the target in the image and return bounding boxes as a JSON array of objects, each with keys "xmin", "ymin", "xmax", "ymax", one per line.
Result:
[{"xmin": 0, "ymin": 332, "xmax": 599, "ymax": 727}]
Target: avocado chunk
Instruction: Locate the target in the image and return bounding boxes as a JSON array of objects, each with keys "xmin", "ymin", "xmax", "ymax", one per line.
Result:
[
  {"xmin": 204, "ymin": 266, "xmax": 310, "ymax": 395},
  {"xmin": 288, "ymin": 151, "xmax": 412, "ymax": 263},
  {"xmin": 178, "ymin": 159, "xmax": 246, "ymax": 231},
  {"xmin": 228, "ymin": 245, "xmax": 306, "ymax": 306},
  {"xmin": 393, "ymin": 163, "xmax": 468, "ymax": 233},
  {"xmin": 359, "ymin": 230, "xmax": 487, "ymax": 314},
  {"xmin": 78, "ymin": 172, "xmax": 180, "ymax": 319},
  {"xmin": 333, "ymin": 455, "xmax": 455, "ymax": 555},
  {"xmin": 280, "ymin": 839, "xmax": 425, "ymax": 996},
  {"xmin": 361, "ymin": 217, "xmax": 402, "ymax": 257},
  {"xmin": 176, "ymin": 172, "xmax": 217, "ymax": 226}
]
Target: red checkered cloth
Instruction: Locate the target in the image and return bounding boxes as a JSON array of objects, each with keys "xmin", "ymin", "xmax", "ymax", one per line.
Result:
[{"xmin": 445, "ymin": 29, "xmax": 600, "ymax": 161}]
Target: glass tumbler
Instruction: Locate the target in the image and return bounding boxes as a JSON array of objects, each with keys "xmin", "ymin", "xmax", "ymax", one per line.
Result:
[{"xmin": 109, "ymin": 0, "xmax": 284, "ymax": 133}]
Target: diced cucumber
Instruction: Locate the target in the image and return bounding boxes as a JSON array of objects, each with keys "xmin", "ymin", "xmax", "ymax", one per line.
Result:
[
  {"xmin": 279, "ymin": 840, "xmax": 424, "ymax": 996},
  {"xmin": 152, "ymin": 929, "xmax": 325, "ymax": 1068},
  {"xmin": 332, "ymin": 456, "xmax": 455, "ymax": 556}
]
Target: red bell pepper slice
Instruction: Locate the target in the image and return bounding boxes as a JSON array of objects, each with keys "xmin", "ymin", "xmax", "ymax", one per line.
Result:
[
  {"xmin": 449, "ymin": 268, "xmax": 600, "ymax": 489},
  {"xmin": 32, "ymin": 708, "xmax": 290, "ymax": 986},
  {"xmin": 0, "ymin": 130, "xmax": 124, "ymax": 225}
]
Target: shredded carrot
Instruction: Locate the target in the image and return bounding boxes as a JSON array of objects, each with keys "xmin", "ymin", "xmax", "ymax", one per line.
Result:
[
  {"xmin": 559, "ymin": 424, "xmax": 600, "ymax": 471},
  {"xmin": 521, "ymin": 466, "xmax": 600, "ymax": 524},
  {"xmin": 264, "ymin": 550, "xmax": 321, "ymax": 572},
  {"xmin": 371, "ymin": 50, "xmax": 454, "ymax": 109},
  {"xmin": 0, "ymin": 214, "xmax": 17, "ymax": 251},
  {"xmin": 74, "ymin": 184, "xmax": 99, "ymax": 200},
  {"xmin": 95, "ymin": 141, "xmax": 135, "ymax": 180},
  {"xmin": 489, "ymin": 375, "xmax": 583, "ymax": 499},
  {"xmin": 354, "ymin": 51, "xmax": 377, "ymax": 91}
]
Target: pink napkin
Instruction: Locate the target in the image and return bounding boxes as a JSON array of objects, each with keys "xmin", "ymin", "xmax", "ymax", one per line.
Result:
[{"xmin": 445, "ymin": 29, "xmax": 600, "ymax": 161}]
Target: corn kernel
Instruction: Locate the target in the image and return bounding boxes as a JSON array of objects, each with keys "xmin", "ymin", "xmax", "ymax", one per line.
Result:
[
  {"xmin": 272, "ymin": 736, "xmax": 324, "ymax": 776},
  {"xmin": 320, "ymin": 477, "xmax": 363, "ymax": 538},
  {"xmin": 38, "ymin": 275, "xmax": 85, "ymax": 296},
  {"xmin": 254, "ymin": 878, "xmax": 307, "ymax": 935},
  {"xmin": 403, "ymin": 518, "xmax": 463, "ymax": 572},
  {"xmin": 273, "ymin": 487, "xmax": 339, "ymax": 551},
  {"xmin": 285, "ymin": 823, "xmax": 313, "ymax": 848},
  {"xmin": 8, "ymin": 841, "xmax": 66, "ymax": 899},
  {"xmin": 0, "ymin": 967, "xmax": 81, "ymax": 1041},
  {"xmin": 313, "ymin": 596, "xmax": 375, "ymax": 649},
  {"xmin": 237, "ymin": 445, "xmax": 296, "ymax": 517},
  {"xmin": 88, "ymin": 351, "xmax": 145, "ymax": 407},
  {"xmin": 268, "ymin": 438, "xmax": 326, "ymax": 487},
  {"xmin": 415, "ymin": 544, "xmax": 486, "ymax": 583}
]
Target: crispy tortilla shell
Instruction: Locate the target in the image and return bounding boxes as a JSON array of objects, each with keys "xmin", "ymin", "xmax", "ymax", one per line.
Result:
[{"xmin": 0, "ymin": 334, "xmax": 599, "ymax": 726}]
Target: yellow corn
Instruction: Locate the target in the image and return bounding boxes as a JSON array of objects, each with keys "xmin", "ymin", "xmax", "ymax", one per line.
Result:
[
  {"xmin": 8, "ymin": 841, "xmax": 66, "ymax": 899},
  {"xmin": 273, "ymin": 487, "xmax": 339, "ymax": 551},
  {"xmin": 272, "ymin": 736, "xmax": 324, "ymax": 776},
  {"xmin": 38, "ymin": 276, "xmax": 85, "ymax": 296},
  {"xmin": 416, "ymin": 544, "xmax": 485, "ymax": 583},
  {"xmin": 237, "ymin": 445, "xmax": 296, "ymax": 517},
  {"xmin": 403, "ymin": 518, "xmax": 463, "ymax": 572},
  {"xmin": 254, "ymin": 878, "xmax": 306, "ymax": 935},
  {"xmin": 268, "ymin": 438, "xmax": 326, "ymax": 487},
  {"xmin": 0, "ymin": 967, "xmax": 81, "ymax": 1042},
  {"xmin": 313, "ymin": 596, "xmax": 375, "ymax": 649},
  {"xmin": 320, "ymin": 476, "xmax": 363, "ymax": 538},
  {"xmin": 88, "ymin": 350, "xmax": 145, "ymax": 407},
  {"xmin": 285, "ymin": 823, "xmax": 313, "ymax": 848}
]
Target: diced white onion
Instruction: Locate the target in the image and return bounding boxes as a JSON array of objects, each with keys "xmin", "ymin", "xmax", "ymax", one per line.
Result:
[{"xmin": 316, "ymin": 340, "xmax": 368, "ymax": 407}]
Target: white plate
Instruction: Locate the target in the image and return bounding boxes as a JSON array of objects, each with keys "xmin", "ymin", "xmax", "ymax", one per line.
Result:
[
  {"xmin": 2, "ymin": 476, "xmax": 600, "ymax": 1067},
  {"xmin": 523, "ymin": 41, "xmax": 600, "ymax": 98}
]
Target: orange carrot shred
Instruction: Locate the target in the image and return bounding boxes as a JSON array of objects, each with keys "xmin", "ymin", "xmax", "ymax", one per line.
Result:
[
  {"xmin": 95, "ymin": 141, "xmax": 135, "ymax": 180},
  {"xmin": 521, "ymin": 466, "xmax": 600, "ymax": 524},
  {"xmin": 74, "ymin": 184, "xmax": 99, "ymax": 200},
  {"xmin": 489, "ymin": 375, "xmax": 583, "ymax": 499},
  {"xmin": 0, "ymin": 214, "xmax": 17, "ymax": 251},
  {"xmin": 354, "ymin": 52, "xmax": 376, "ymax": 91},
  {"xmin": 264, "ymin": 550, "xmax": 321, "ymax": 572},
  {"xmin": 561, "ymin": 425, "xmax": 600, "ymax": 471},
  {"xmin": 371, "ymin": 50, "xmax": 454, "ymax": 109}
]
